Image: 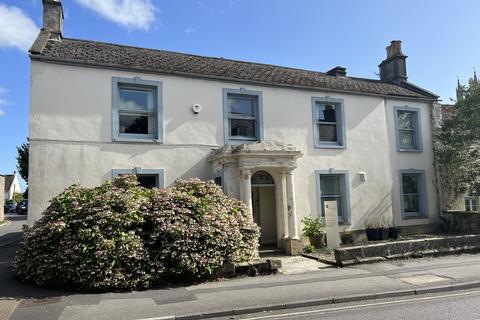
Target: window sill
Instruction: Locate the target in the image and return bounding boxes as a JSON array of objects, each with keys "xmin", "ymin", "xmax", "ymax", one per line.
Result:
[
  {"xmin": 113, "ymin": 137, "xmax": 163, "ymax": 144},
  {"xmin": 314, "ymin": 143, "xmax": 346, "ymax": 149},
  {"xmin": 401, "ymin": 214, "xmax": 429, "ymax": 220},
  {"xmin": 397, "ymin": 148, "xmax": 423, "ymax": 153}
]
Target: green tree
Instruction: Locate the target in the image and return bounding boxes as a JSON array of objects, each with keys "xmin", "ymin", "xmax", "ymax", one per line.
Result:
[
  {"xmin": 12, "ymin": 192, "xmax": 24, "ymax": 204},
  {"xmin": 437, "ymin": 80, "xmax": 480, "ymax": 208},
  {"xmin": 16, "ymin": 142, "xmax": 29, "ymax": 184}
]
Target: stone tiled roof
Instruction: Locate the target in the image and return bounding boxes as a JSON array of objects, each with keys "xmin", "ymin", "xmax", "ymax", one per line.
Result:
[
  {"xmin": 2, "ymin": 174, "xmax": 14, "ymax": 191},
  {"xmin": 30, "ymin": 37, "xmax": 437, "ymax": 100}
]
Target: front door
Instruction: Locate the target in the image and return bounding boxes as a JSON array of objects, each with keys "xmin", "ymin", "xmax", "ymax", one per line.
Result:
[{"xmin": 251, "ymin": 171, "xmax": 277, "ymax": 245}]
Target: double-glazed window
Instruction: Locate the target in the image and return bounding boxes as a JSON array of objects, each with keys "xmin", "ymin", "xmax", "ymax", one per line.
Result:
[
  {"xmin": 312, "ymin": 98, "xmax": 346, "ymax": 148},
  {"xmin": 316, "ymin": 171, "xmax": 350, "ymax": 223},
  {"xmin": 465, "ymin": 197, "xmax": 478, "ymax": 212},
  {"xmin": 223, "ymin": 88, "xmax": 263, "ymax": 144},
  {"xmin": 394, "ymin": 107, "xmax": 422, "ymax": 152},
  {"xmin": 112, "ymin": 168, "xmax": 164, "ymax": 189},
  {"xmin": 112, "ymin": 77, "xmax": 163, "ymax": 142},
  {"xmin": 399, "ymin": 170, "xmax": 427, "ymax": 218}
]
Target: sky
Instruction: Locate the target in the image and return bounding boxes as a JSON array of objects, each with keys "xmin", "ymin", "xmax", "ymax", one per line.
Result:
[{"xmin": 0, "ymin": 0, "xmax": 479, "ymax": 191}]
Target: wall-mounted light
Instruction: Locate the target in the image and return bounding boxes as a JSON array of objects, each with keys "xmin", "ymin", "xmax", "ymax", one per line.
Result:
[{"xmin": 358, "ymin": 172, "xmax": 367, "ymax": 182}]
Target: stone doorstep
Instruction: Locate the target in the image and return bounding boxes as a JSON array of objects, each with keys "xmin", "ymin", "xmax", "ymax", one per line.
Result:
[{"xmin": 334, "ymin": 234, "xmax": 480, "ymax": 266}]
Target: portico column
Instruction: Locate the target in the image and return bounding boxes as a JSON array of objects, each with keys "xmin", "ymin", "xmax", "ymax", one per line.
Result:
[
  {"xmin": 278, "ymin": 170, "xmax": 289, "ymax": 240},
  {"xmin": 239, "ymin": 168, "xmax": 253, "ymax": 215},
  {"xmin": 286, "ymin": 168, "xmax": 299, "ymax": 240}
]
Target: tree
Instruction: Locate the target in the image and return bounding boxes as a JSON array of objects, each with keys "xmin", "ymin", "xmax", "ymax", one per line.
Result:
[
  {"xmin": 437, "ymin": 80, "xmax": 480, "ymax": 209},
  {"xmin": 16, "ymin": 142, "xmax": 29, "ymax": 184},
  {"xmin": 12, "ymin": 192, "xmax": 24, "ymax": 204}
]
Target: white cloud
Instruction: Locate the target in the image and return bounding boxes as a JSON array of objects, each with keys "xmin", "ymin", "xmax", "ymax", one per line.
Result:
[
  {"xmin": 0, "ymin": 98, "xmax": 8, "ymax": 117},
  {"xmin": 0, "ymin": 4, "xmax": 39, "ymax": 52},
  {"xmin": 184, "ymin": 28, "xmax": 196, "ymax": 34},
  {"xmin": 75, "ymin": 0, "xmax": 157, "ymax": 30}
]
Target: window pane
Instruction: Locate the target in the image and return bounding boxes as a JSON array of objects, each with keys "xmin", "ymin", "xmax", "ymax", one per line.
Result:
[
  {"xmin": 230, "ymin": 118, "xmax": 256, "ymax": 137},
  {"xmin": 317, "ymin": 104, "xmax": 336, "ymax": 122},
  {"xmin": 321, "ymin": 196, "xmax": 343, "ymax": 217},
  {"xmin": 320, "ymin": 175, "xmax": 342, "ymax": 196},
  {"xmin": 119, "ymin": 114, "xmax": 155, "ymax": 135},
  {"xmin": 137, "ymin": 175, "xmax": 157, "ymax": 188},
  {"xmin": 229, "ymin": 96, "xmax": 255, "ymax": 116},
  {"xmin": 119, "ymin": 88, "xmax": 154, "ymax": 111},
  {"xmin": 465, "ymin": 199, "xmax": 471, "ymax": 211},
  {"xmin": 398, "ymin": 111, "xmax": 414, "ymax": 129},
  {"xmin": 318, "ymin": 124, "xmax": 337, "ymax": 142},
  {"xmin": 399, "ymin": 130, "xmax": 415, "ymax": 147},
  {"xmin": 402, "ymin": 175, "xmax": 419, "ymax": 194},
  {"xmin": 403, "ymin": 194, "xmax": 420, "ymax": 212}
]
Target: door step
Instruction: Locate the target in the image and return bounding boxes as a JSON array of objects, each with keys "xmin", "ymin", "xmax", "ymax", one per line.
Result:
[{"xmin": 259, "ymin": 247, "xmax": 285, "ymax": 257}]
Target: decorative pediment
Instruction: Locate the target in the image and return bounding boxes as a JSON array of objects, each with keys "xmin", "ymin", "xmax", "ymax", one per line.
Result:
[{"xmin": 209, "ymin": 140, "xmax": 302, "ymax": 169}]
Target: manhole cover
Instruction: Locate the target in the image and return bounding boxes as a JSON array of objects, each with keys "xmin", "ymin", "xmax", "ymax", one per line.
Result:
[{"xmin": 399, "ymin": 274, "xmax": 449, "ymax": 285}]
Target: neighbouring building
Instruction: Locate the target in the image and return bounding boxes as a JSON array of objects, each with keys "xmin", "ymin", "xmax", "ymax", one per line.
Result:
[
  {"xmin": 437, "ymin": 73, "xmax": 480, "ymax": 213},
  {"xmin": 28, "ymin": 0, "xmax": 440, "ymax": 254},
  {"xmin": 2, "ymin": 172, "xmax": 21, "ymax": 202}
]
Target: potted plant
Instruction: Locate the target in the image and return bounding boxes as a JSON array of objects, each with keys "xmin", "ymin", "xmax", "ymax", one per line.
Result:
[
  {"xmin": 364, "ymin": 217, "xmax": 391, "ymax": 241},
  {"xmin": 302, "ymin": 216, "xmax": 326, "ymax": 248},
  {"xmin": 341, "ymin": 228, "xmax": 354, "ymax": 244},
  {"xmin": 364, "ymin": 221, "xmax": 380, "ymax": 241}
]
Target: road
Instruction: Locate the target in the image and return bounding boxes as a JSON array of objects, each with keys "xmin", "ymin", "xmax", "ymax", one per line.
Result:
[{"xmin": 224, "ymin": 289, "xmax": 480, "ymax": 320}]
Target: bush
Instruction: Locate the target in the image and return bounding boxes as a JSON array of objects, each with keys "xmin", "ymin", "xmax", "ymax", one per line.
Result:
[
  {"xmin": 301, "ymin": 217, "xmax": 324, "ymax": 237},
  {"xmin": 14, "ymin": 176, "xmax": 259, "ymax": 291}
]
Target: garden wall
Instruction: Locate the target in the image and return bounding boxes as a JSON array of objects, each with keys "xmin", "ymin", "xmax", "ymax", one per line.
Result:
[{"xmin": 442, "ymin": 211, "xmax": 480, "ymax": 233}]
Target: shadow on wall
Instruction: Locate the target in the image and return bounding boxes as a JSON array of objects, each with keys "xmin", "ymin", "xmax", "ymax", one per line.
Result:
[{"xmin": 351, "ymin": 192, "xmax": 393, "ymax": 230}]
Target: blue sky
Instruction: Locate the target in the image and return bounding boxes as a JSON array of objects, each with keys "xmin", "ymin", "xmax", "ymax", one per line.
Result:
[{"xmin": 0, "ymin": 0, "xmax": 479, "ymax": 190}]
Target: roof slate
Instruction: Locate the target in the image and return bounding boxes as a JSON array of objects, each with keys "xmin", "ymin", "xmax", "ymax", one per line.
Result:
[{"xmin": 31, "ymin": 37, "xmax": 437, "ymax": 100}]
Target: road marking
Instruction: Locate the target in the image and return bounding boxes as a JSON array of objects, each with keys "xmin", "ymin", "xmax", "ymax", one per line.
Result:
[{"xmin": 240, "ymin": 290, "xmax": 480, "ymax": 320}]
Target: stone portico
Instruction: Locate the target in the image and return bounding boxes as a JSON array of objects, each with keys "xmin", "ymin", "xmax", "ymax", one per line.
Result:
[{"xmin": 209, "ymin": 140, "xmax": 303, "ymax": 255}]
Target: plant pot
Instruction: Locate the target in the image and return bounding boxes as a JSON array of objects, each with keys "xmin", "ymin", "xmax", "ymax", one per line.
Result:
[
  {"xmin": 365, "ymin": 228, "xmax": 380, "ymax": 241},
  {"xmin": 341, "ymin": 232, "xmax": 354, "ymax": 244},
  {"xmin": 379, "ymin": 228, "xmax": 389, "ymax": 240},
  {"xmin": 308, "ymin": 233, "xmax": 326, "ymax": 248},
  {"xmin": 388, "ymin": 227, "xmax": 400, "ymax": 239}
]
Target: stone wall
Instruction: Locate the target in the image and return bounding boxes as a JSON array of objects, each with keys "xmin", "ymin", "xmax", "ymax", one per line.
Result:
[{"xmin": 442, "ymin": 211, "xmax": 480, "ymax": 234}]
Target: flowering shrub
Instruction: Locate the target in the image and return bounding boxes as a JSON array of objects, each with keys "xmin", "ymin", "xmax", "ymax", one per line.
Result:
[{"xmin": 14, "ymin": 176, "xmax": 259, "ymax": 291}]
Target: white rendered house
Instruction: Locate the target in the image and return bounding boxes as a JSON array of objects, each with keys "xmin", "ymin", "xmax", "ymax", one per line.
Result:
[{"xmin": 28, "ymin": 0, "xmax": 440, "ymax": 254}]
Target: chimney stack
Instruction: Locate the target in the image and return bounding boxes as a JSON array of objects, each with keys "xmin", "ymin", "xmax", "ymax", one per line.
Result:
[
  {"xmin": 327, "ymin": 66, "xmax": 347, "ymax": 77},
  {"xmin": 42, "ymin": 0, "xmax": 63, "ymax": 40},
  {"xmin": 378, "ymin": 40, "xmax": 407, "ymax": 83}
]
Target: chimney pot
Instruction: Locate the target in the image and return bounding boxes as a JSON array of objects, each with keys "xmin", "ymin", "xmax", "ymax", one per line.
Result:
[{"xmin": 42, "ymin": 0, "xmax": 63, "ymax": 40}]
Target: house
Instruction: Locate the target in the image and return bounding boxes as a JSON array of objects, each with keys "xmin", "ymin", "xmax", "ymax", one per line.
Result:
[
  {"xmin": 28, "ymin": 0, "xmax": 440, "ymax": 254},
  {"xmin": 2, "ymin": 172, "xmax": 21, "ymax": 202}
]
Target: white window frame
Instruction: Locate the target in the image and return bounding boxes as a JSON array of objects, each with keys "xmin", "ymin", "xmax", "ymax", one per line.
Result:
[
  {"xmin": 465, "ymin": 197, "xmax": 478, "ymax": 212},
  {"xmin": 112, "ymin": 77, "xmax": 163, "ymax": 143},
  {"xmin": 394, "ymin": 106, "xmax": 422, "ymax": 152},
  {"xmin": 312, "ymin": 97, "xmax": 346, "ymax": 149}
]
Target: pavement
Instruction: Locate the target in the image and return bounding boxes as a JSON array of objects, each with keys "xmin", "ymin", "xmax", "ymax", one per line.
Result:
[{"xmin": 2, "ymin": 214, "xmax": 480, "ymax": 320}]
